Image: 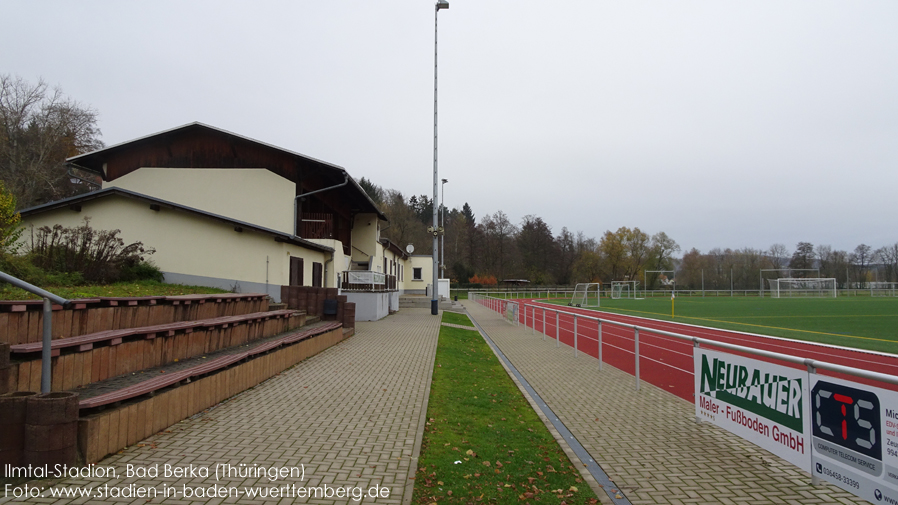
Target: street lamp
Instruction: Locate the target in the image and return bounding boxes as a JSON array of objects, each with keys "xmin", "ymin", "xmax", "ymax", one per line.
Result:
[
  {"xmin": 431, "ymin": 0, "xmax": 449, "ymax": 315},
  {"xmin": 441, "ymin": 178, "xmax": 448, "ymax": 279}
]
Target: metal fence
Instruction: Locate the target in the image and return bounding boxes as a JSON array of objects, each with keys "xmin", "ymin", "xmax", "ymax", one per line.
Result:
[{"xmin": 469, "ymin": 292, "xmax": 898, "ymax": 390}]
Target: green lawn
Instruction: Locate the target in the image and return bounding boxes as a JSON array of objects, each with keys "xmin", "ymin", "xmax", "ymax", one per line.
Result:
[
  {"xmin": 412, "ymin": 312, "xmax": 599, "ymax": 504},
  {"xmin": 539, "ymin": 295, "xmax": 898, "ymax": 354},
  {"xmin": 0, "ymin": 280, "xmax": 231, "ymax": 301}
]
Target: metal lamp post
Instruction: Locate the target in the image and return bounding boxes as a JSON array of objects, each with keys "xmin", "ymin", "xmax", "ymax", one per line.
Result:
[
  {"xmin": 441, "ymin": 178, "xmax": 448, "ymax": 278},
  {"xmin": 431, "ymin": 0, "xmax": 449, "ymax": 315}
]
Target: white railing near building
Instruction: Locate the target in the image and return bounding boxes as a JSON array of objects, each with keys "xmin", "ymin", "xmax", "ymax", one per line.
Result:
[{"xmin": 340, "ymin": 271, "xmax": 397, "ymax": 292}]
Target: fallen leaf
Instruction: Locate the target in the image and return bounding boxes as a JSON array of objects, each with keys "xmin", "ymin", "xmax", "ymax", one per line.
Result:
[{"xmin": 569, "ymin": 486, "xmax": 578, "ymax": 492}]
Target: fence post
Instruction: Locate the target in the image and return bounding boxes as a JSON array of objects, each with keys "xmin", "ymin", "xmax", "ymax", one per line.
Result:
[
  {"xmin": 807, "ymin": 361, "xmax": 821, "ymax": 486},
  {"xmin": 694, "ymin": 340, "xmax": 701, "ymax": 423},
  {"xmin": 542, "ymin": 307, "xmax": 546, "ymax": 341},
  {"xmin": 598, "ymin": 320, "xmax": 603, "ymax": 371},
  {"xmin": 634, "ymin": 327, "xmax": 640, "ymax": 391},
  {"xmin": 555, "ymin": 310, "xmax": 561, "ymax": 347},
  {"xmin": 41, "ymin": 297, "xmax": 52, "ymax": 394},
  {"xmin": 573, "ymin": 315, "xmax": 578, "ymax": 357},
  {"xmin": 531, "ymin": 305, "xmax": 535, "ymax": 335}
]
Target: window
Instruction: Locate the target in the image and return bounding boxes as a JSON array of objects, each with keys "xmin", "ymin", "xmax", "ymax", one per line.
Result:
[{"xmin": 413, "ymin": 267, "xmax": 423, "ymax": 281}]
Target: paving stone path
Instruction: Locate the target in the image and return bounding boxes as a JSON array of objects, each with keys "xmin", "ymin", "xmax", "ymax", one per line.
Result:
[
  {"xmin": 464, "ymin": 300, "xmax": 868, "ymax": 505},
  {"xmin": 1, "ymin": 309, "xmax": 439, "ymax": 505}
]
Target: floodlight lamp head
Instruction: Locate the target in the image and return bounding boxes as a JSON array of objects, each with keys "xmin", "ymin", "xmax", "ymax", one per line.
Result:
[
  {"xmin": 441, "ymin": 178, "xmax": 448, "ymax": 184},
  {"xmin": 436, "ymin": 0, "xmax": 449, "ymax": 10}
]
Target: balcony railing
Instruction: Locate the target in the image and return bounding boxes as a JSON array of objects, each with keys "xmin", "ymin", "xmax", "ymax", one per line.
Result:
[{"xmin": 341, "ymin": 271, "xmax": 397, "ymax": 292}]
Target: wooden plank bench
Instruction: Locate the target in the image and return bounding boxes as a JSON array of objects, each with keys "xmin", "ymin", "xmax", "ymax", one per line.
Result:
[
  {"xmin": 9, "ymin": 310, "xmax": 301, "ymax": 356},
  {"xmin": 78, "ymin": 322, "xmax": 343, "ymax": 409}
]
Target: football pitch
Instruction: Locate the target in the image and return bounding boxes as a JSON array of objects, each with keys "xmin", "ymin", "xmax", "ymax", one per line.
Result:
[{"xmin": 538, "ymin": 295, "xmax": 898, "ymax": 355}]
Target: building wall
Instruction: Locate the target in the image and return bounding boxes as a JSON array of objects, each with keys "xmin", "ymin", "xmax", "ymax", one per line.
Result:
[
  {"xmin": 402, "ymin": 255, "xmax": 435, "ymax": 294},
  {"xmin": 104, "ymin": 168, "xmax": 296, "ymax": 234},
  {"xmin": 349, "ymin": 213, "xmax": 381, "ymax": 267},
  {"xmin": 19, "ymin": 196, "xmax": 328, "ymax": 301}
]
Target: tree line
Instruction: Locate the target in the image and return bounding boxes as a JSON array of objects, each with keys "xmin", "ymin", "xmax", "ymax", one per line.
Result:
[
  {"xmin": 360, "ymin": 179, "xmax": 898, "ymax": 290},
  {"xmin": 4, "ymin": 74, "xmax": 895, "ymax": 291}
]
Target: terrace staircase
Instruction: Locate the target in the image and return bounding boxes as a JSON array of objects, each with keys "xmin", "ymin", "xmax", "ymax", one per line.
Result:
[
  {"xmin": 399, "ymin": 294, "xmax": 462, "ymax": 311},
  {"xmin": 0, "ymin": 289, "xmax": 355, "ymax": 467}
]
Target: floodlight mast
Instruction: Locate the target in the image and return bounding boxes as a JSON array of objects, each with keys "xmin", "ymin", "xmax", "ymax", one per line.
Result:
[{"xmin": 431, "ymin": 0, "xmax": 448, "ymax": 315}]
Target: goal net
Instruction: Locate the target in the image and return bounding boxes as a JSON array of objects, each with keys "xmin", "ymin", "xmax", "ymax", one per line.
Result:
[
  {"xmin": 611, "ymin": 281, "xmax": 642, "ymax": 300},
  {"xmin": 767, "ymin": 278, "xmax": 837, "ymax": 298},
  {"xmin": 569, "ymin": 283, "xmax": 600, "ymax": 307},
  {"xmin": 871, "ymin": 282, "xmax": 898, "ymax": 297},
  {"xmin": 760, "ymin": 268, "xmax": 819, "ymax": 297},
  {"xmin": 504, "ymin": 300, "xmax": 519, "ymax": 323}
]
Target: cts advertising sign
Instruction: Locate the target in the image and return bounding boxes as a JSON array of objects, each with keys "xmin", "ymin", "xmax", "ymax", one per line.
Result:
[
  {"xmin": 809, "ymin": 375, "xmax": 898, "ymax": 504},
  {"xmin": 695, "ymin": 349, "xmax": 810, "ymax": 469}
]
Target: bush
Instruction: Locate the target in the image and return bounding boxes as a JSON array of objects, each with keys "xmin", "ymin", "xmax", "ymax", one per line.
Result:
[
  {"xmin": 119, "ymin": 260, "xmax": 164, "ymax": 282},
  {"xmin": 26, "ymin": 218, "xmax": 157, "ymax": 284},
  {"xmin": 0, "ymin": 180, "xmax": 23, "ymax": 255}
]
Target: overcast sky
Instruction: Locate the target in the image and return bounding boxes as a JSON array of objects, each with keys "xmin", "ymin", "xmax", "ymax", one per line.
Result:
[{"xmin": 3, "ymin": 1, "xmax": 896, "ymax": 255}]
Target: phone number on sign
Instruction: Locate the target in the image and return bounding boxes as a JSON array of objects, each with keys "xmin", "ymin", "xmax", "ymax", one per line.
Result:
[{"xmin": 820, "ymin": 467, "xmax": 860, "ymax": 489}]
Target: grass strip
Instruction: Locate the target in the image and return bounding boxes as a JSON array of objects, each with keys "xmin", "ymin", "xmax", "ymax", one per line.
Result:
[
  {"xmin": 412, "ymin": 311, "xmax": 600, "ymax": 504},
  {"xmin": 0, "ymin": 280, "xmax": 231, "ymax": 300}
]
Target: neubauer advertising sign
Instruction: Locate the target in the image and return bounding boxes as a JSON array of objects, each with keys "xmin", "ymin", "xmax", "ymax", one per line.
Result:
[{"xmin": 694, "ymin": 349, "xmax": 811, "ymax": 469}]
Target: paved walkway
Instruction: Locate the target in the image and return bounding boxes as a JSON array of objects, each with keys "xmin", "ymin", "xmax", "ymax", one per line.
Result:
[
  {"xmin": 1, "ymin": 309, "xmax": 440, "ymax": 504},
  {"xmin": 2, "ymin": 303, "xmax": 872, "ymax": 504},
  {"xmin": 463, "ymin": 301, "xmax": 867, "ymax": 505}
]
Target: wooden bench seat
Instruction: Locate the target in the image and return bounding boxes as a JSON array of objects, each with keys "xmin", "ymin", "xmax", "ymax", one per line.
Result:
[
  {"xmin": 78, "ymin": 322, "xmax": 342, "ymax": 409},
  {"xmin": 9, "ymin": 310, "xmax": 300, "ymax": 356}
]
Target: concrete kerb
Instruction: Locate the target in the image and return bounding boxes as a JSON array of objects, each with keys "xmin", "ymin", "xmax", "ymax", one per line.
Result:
[{"xmin": 403, "ymin": 312, "xmax": 441, "ymax": 505}]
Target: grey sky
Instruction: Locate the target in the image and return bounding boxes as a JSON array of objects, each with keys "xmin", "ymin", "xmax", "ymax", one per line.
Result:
[{"xmin": 2, "ymin": 1, "xmax": 895, "ymax": 255}]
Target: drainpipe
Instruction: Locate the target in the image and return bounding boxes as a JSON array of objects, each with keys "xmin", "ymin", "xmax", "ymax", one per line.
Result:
[
  {"xmin": 293, "ymin": 172, "xmax": 350, "ymax": 236},
  {"xmin": 325, "ymin": 250, "xmax": 334, "ymax": 288}
]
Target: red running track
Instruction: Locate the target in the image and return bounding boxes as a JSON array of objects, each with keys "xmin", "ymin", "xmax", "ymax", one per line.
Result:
[{"xmin": 478, "ymin": 298, "xmax": 898, "ymax": 402}]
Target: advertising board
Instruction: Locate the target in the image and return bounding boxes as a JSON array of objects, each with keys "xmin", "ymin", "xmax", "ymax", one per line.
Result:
[
  {"xmin": 809, "ymin": 375, "xmax": 898, "ymax": 503},
  {"xmin": 695, "ymin": 349, "xmax": 810, "ymax": 469}
]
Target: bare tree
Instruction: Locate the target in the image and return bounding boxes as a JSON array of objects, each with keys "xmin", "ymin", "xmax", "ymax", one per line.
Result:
[
  {"xmin": 850, "ymin": 244, "xmax": 873, "ymax": 286},
  {"xmin": 0, "ymin": 75, "xmax": 104, "ymax": 209},
  {"xmin": 768, "ymin": 243, "xmax": 790, "ymax": 270},
  {"xmin": 875, "ymin": 243, "xmax": 898, "ymax": 282}
]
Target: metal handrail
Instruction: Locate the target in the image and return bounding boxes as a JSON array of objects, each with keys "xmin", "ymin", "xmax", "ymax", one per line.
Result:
[
  {"xmin": 470, "ymin": 293, "xmax": 898, "ymax": 388},
  {"xmin": 0, "ymin": 270, "xmax": 70, "ymax": 393}
]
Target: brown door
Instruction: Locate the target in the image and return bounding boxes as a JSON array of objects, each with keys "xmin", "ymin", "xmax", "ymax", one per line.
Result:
[
  {"xmin": 289, "ymin": 257, "xmax": 304, "ymax": 286},
  {"xmin": 312, "ymin": 262, "xmax": 323, "ymax": 287}
]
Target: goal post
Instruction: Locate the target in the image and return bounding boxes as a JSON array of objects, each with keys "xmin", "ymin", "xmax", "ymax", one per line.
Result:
[
  {"xmin": 768, "ymin": 278, "xmax": 837, "ymax": 298},
  {"xmin": 760, "ymin": 268, "xmax": 819, "ymax": 297},
  {"xmin": 611, "ymin": 280, "xmax": 642, "ymax": 300},
  {"xmin": 569, "ymin": 283, "xmax": 600, "ymax": 307}
]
